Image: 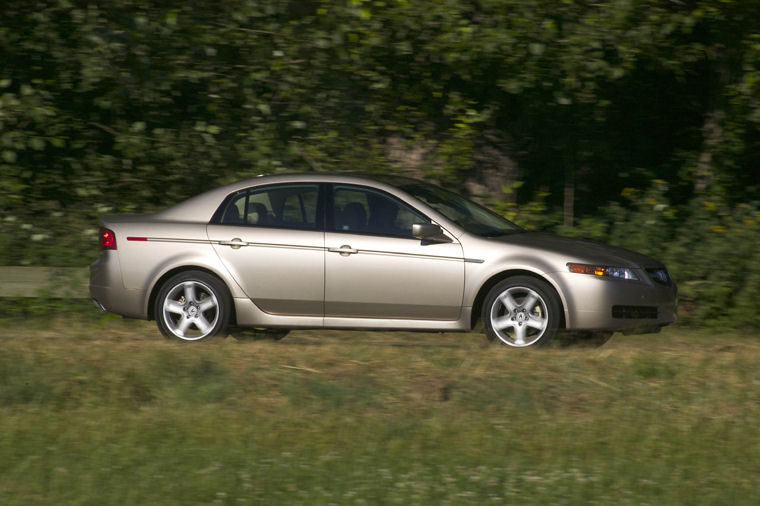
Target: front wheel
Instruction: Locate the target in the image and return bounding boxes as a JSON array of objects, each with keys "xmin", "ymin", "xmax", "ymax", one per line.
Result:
[
  {"xmin": 482, "ymin": 276, "xmax": 561, "ymax": 347},
  {"xmin": 155, "ymin": 271, "xmax": 231, "ymax": 341}
]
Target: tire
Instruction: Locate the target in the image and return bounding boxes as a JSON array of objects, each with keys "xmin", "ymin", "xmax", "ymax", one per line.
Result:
[
  {"xmin": 482, "ymin": 276, "xmax": 560, "ymax": 347},
  {"xmin": 155, "ymin": 270, "xmax": 231, "ymax": 341}
]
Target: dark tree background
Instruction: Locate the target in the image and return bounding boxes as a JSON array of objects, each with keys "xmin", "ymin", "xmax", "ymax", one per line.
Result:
[{"xmin": 2, "ymin": 0, "xmax": 759, "ymax": 327}]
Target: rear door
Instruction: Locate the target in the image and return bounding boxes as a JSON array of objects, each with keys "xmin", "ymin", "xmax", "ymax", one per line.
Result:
[{"xmin": 207, "ymin": 183, "xmax": 324, "ymax": 316}]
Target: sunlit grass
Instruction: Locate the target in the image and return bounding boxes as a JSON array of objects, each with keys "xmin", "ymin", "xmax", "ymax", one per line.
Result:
[{"xmin": 1, "ymin": 318, "xmax": 759, "ymax": 504}]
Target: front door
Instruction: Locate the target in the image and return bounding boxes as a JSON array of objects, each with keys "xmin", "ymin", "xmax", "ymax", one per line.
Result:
[{"xmin": 324, "ymin": 184, "xmax": 464, "ymax": 320}]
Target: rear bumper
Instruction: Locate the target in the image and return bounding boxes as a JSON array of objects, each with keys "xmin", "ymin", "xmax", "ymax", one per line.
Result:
[{"xmin": 89, "ymin": 252, "xmax": 148, "ymax": 319}]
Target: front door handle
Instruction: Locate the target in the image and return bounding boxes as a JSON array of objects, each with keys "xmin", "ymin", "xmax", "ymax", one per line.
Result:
[
  {"xmin": 219, "ymin": 238, "xmax": 247, "ymax": 249},
  {"xmin": 328, "ymin": 245, "xmax": 358, "ymax": 256}
]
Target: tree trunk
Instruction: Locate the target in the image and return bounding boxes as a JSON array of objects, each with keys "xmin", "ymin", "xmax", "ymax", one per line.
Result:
[
  {"xmin": 695, "ymin": 109, "xmax": 725, "ymax": 193},
  {"xmin": 564, "ymin": 168, "xmax": 574, "ymax": 227}
]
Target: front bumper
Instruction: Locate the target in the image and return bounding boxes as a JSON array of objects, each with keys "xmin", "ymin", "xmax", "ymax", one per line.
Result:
[{"xmin": 551, "ymin": 270, "xmax": 677, "ymax": 331}]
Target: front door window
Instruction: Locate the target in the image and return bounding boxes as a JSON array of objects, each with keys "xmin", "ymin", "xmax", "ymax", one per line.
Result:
[{"xmin": 331, "ymin": 186, "xmax": 428, "ymax": 237}]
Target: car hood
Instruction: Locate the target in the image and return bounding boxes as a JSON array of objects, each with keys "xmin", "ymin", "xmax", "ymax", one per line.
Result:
[{"xmin": 491, "ymin": 232, "xmax": 664, "ymax": 269}]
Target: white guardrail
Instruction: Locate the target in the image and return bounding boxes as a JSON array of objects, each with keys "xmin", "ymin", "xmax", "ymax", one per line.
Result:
[{"xmin": 0, "ymin": 267, "xmax": 89, "ymax": 298}]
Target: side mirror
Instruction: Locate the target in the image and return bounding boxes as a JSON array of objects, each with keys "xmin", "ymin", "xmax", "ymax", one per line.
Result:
[{"xmin": 412, "ymin": 223, "xmax": 452, "ymax": 243}]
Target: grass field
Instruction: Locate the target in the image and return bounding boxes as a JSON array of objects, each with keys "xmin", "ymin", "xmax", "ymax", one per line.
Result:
[{"xmin": 1, "ymin": 316, "xmax": 759, "ymax": 505}]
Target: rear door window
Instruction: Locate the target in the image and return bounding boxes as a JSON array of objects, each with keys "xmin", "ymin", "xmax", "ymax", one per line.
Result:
[{"xmin": 219, "ymin": 184, "xmax": 319, "ymax": 230}]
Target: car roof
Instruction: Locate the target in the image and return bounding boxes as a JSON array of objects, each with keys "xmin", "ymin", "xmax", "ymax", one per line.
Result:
[{"xmin": 153, "ymin": 173, "xmax": 441, "ymax": 224}]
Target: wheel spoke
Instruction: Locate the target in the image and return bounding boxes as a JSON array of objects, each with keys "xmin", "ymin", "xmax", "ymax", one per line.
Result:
[
  {"xmin": 183, "ymin": 282, "xmax": 196, "ymax": 303},
  {"xmin": 198, "ymin": 297, "xmax": 217, "ymax": 312},
  {"xmin": 526, "ymin": 316, "xmax": 547, "ymax": 331},
  {"xmin": 164, "ymin": 300, "xmax": 184, "ymax": 315},
  {"xmin": 492, "ymin": 316, "xmax": 514, "ymax": 331},
  {"xmin": 513, "ymin": 324, "xmax": 527, "ymax": 346},
  {"xmin": 176, "ymin": 317, "xmax": 192, "ymax": 337},
  {"xmin": 498, "ymin": 292, "xmax": 518, "ymax": 313},
  {"xmin": 195, "ymin": 315, "xmax": 212, "ymax": 335},
  {"xmin": 521, "ymin": 293, "xmax": 538, "ymax": 312}
]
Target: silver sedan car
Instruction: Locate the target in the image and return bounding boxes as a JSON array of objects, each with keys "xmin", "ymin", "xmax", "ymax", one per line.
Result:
[{"xmin": 90, "ymin": 174, "xmax": 676, "ymax": 347}]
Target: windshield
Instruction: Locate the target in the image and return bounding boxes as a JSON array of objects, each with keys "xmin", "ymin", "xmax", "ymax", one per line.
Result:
[{"xmin": 398, "ymin": 182, "xmax": 524, "ymax": 237}]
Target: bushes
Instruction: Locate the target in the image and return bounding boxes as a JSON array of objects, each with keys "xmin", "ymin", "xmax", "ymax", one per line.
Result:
[
  {"xmin": 1, "ymin": 1, "xmax": 758, "ymax": 330},
  {"xmin": 539, "ymin": 180, "xmax": 760, "ymax": 330},
  {"xmin": 663, "ymin": 199, "xmax": 760, "ymax": 328}
]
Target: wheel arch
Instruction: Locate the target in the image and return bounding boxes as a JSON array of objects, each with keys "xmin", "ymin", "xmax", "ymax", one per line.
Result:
[
  {"xmin": 147, "ymin": 266, "xmax": 237, "ymax": 325},
  {"xmin": 470, "ymin": 269, "xmax": 567, "ymax": 330}
]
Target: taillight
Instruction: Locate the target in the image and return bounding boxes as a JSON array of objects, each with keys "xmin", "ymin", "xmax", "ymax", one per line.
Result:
[{"xmin": 99, "ymin": 227, "xmax": 117, "ymax": 250}]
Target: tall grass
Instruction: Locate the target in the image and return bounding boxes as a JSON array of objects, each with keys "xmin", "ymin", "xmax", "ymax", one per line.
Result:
[{"xmin": 1, "ymin": 318, "xmax": 759, "ymax": 504}]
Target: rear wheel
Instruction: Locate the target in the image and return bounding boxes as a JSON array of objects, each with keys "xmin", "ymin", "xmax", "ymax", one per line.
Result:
[
  {"xmin": 482, "ymin": 276, "xmax": 560, "ymax": 347},
  {"xmin": 155, "ymin": 271, "xmax": 231, "ymax": 341}
]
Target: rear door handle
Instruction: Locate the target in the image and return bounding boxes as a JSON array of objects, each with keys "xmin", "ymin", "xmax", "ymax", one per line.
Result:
[
  {"xmin": 328, "ymin": 245, "xmax": 358, "ymax": 256},
  {"xmin": 219, "ymin": 238, "xmax": 247, "ymax": 249}
]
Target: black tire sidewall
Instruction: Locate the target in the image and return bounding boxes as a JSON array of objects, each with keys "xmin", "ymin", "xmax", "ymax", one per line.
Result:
[
  {"xmin": 155, "ymin": 270, "xmax": 231, "ymax": 341},
  {"xmin": 482, "ymin": 276, "xmax": 561, "ymax": 347}
]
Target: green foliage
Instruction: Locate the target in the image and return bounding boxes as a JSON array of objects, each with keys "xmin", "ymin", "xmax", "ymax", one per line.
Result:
[
  {"xmin": 550, "ymin": 179, "xmax": 760, "ymax": 330},
  {"xmin": 598, "ymin": 180, "xmax": 678, "ymax": 258},
  {"xmin": 490, "ymin": 181, "xmax": 557, "ymax": 231},
  {"xmin": 663, "ymin": 198, "xmax": 760, "ymax": 328},
  {"xmin": 1, "ymin": 0, "xmax": 759, "ymax": 328}
]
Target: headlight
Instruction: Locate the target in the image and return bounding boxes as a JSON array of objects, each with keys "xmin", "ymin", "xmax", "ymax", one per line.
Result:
[{"xmin": 567, "ymin": 263, "xmax": 639, "ymax": 281}]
